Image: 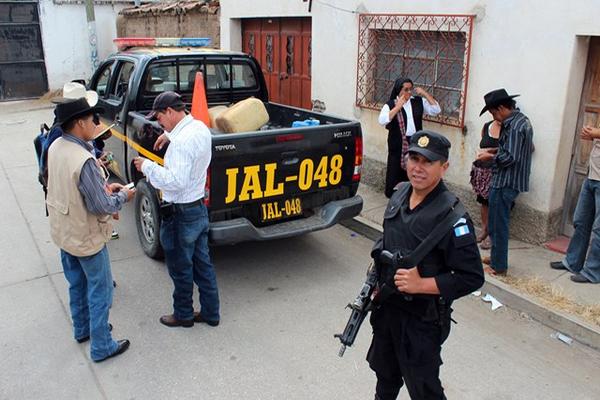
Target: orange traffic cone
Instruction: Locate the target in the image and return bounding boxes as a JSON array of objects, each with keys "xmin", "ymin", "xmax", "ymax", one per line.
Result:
[{"xmin": 191, "ymin": 71, "xmax": 211, "ymax": 127}]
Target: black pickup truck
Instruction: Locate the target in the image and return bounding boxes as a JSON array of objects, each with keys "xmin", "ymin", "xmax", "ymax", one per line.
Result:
[{"xmin": 87, "ymin": 46, "xmax": 363, "ymax": 258}]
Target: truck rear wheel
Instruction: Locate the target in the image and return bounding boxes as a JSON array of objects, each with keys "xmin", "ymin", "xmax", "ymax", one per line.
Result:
[{"xmin": 135, "ymin": 180, "xmax": 164, "ymax": 259}]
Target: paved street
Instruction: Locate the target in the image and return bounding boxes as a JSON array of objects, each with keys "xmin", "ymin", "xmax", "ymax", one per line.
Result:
[{"xmin": 1, "ymin": 101, "xmax": 600, "ymax": 399}]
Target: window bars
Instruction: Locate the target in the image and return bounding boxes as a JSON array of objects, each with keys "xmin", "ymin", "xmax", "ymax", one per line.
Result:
[{"xmin": 356, "ymin": 14, "xmax": 475, "ymax": 128}]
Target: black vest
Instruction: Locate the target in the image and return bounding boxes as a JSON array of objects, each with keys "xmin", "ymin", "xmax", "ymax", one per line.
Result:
[
  {"xmin": 380, "ymin": 181, "xmax": 458, "ymax": 311},
  {"xmin": 385, "ymin": 96, "xmax": 425, "ymax": 153}
]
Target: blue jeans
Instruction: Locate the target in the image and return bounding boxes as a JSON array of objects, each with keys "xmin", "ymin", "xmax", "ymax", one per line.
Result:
[
  {"xmin": 563, "ymin": 178, "xmax": 600, "ymax": 283},
  {"xmin": 61, "ymin": 246, "xmax": 119, "ymax": 361},
  {"xmin": 488, "ymin": 187, "xmax": 520, "ymax": 272},
  {"xmin": 160, "ymin": 203, "xmax": 220, "ymax": 321}
]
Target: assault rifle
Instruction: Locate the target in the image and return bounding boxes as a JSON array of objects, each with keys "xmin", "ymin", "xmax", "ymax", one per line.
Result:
[{"xmin": 334, "ymin": 251, "xmax": 398, "ymax": 357}]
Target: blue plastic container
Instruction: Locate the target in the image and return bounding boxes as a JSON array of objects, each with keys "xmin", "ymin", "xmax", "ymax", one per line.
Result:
[{"xmin": 292, "ymin": 119, "xmax": 320, "ymax": 128}]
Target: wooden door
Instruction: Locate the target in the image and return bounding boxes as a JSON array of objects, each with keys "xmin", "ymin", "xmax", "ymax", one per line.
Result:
[
  {"xmin": 242, "ymin": 17, "xmax": 312, "ymax": 109},
  {"xmin": 562, "ymin": 37, "xmax": 600, "ymax": 236}
]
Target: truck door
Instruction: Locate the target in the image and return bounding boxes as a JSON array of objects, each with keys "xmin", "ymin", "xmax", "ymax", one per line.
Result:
[{"xmin": 97, "ymin": 60, "xmax": 135, "ymax": 181}]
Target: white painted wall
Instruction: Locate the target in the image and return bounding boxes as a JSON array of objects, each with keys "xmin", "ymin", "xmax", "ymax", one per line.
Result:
[
  {"xmin": 38, "ymin": 1, "xmax": 129, "ymax": 91},
  {"xmin": 221, "ymin": 0, "xmax": 600, "ymax": 215}
]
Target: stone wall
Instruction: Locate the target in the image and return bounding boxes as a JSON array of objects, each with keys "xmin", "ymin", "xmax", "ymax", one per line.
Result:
[{"xmin": 117, "ymin": 1, "xmax": 220, "ymax": 47}]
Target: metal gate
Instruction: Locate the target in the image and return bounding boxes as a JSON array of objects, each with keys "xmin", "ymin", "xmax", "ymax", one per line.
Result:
[{"xmin": 0, "ymin": 1, "xmax": 48, "ymax": 101}]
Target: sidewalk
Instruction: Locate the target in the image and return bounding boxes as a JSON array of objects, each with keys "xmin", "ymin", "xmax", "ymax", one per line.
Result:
[{"xmin": 346, "ymin": 183, "xmax": 600, "ymax": 349}]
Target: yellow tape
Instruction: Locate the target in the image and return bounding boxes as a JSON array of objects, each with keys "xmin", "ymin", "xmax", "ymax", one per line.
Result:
[{"xmin": 101, "ymin": 123, "xmax": 164, "ymax": 166}]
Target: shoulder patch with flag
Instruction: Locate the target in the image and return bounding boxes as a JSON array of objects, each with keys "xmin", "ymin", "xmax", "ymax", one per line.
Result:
[{"xmin": 454, "ymin": 224, "xmax": 470, "ymax": 237}]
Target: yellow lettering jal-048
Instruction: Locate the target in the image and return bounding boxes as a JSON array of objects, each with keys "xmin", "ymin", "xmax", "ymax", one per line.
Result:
[{"xmin": 224, "ymin": 155, "xmax": 343, "ymax": 204}]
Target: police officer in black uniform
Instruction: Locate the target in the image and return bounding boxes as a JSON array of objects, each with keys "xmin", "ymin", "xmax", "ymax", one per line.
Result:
[{"xmin": 368, "ymin": 130, "xmax": 484, "ymax": 400}]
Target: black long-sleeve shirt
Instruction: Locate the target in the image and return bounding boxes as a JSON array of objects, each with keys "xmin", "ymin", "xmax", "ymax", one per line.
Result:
[{"xmin": 373, "ymin": 181, "xmax": 484, "ymax": 304}]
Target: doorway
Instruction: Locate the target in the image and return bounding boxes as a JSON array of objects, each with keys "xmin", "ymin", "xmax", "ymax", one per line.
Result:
[
  {"xmin": 562, "ymin": 37, "xmax": 600, "ymax": 236},
  {"xmin": 242, "ymin": 17, "xmax": 312, "ymax": 109}
]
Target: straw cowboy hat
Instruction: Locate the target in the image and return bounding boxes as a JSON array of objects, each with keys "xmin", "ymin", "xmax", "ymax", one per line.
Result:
[{"xmin": 62, "ymin": 81, "xmax": 99, "ymax": 106}]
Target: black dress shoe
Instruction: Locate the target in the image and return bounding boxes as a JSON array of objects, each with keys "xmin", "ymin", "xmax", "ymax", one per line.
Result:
[
  {"xmin": 94, "ymin": 339, "xmax": 130, "ymax": 363},
  {"xmin": 550, "ymin": 261, "xmax": 567, "ymax": 270},
  {"xmin": 160, "ymin": 314, "xmax": 194, "ymax": 328},
  {"xmin": 76, "ymin": 323, "xmax": 113, "ymax": 343},
  {"xmin": 193, "ymin": 311, "xmax": 219, "ymax": 327},
  {"xmin": 571, "ymin": 273, "xmax": 591, "ymax": 283}
]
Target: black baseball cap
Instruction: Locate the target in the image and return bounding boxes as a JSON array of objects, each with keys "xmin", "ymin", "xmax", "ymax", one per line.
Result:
[
  {"xmin": 408, "ymin": 130, "xmax": 451, "ymax": 161},
  {"xmin": 146, "ymin": 91, "xmax": 185, "ymax": 120}
]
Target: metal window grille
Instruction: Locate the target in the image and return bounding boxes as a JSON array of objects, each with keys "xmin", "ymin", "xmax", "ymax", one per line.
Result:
[{"xmin": 356, "ymin": 14, "xmax": 475, "ymax": 128}]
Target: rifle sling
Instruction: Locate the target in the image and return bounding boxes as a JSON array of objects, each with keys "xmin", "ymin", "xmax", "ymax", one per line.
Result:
[{"xmin": 376, "ymin": 201, "xmax": 467, "ymax": 305}]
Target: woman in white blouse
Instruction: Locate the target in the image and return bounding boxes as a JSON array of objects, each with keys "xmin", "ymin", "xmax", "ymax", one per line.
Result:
[{"xmin": 378, "ymin": 78, "xmax": 441, "ymax": 197}]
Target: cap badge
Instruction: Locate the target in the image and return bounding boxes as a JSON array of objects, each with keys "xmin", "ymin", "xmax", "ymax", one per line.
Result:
[{"xmin": 418, "ymin": 136, "xmax": 429, "ymax": 148}]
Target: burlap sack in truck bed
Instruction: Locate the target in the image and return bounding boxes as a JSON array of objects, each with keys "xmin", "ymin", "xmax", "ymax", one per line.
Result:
[
  {"xmin": 214, "ymin": 98, "xmax": 269, "ymax": 133},
  {"xmin": 208, "ymin": 105, "xmax": 229, "ymax": 128}
]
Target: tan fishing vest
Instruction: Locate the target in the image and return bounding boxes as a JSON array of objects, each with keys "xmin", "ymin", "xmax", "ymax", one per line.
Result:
[{"xmin": 46, "ymin": 137, "xmax": 112, "ymax": 257}]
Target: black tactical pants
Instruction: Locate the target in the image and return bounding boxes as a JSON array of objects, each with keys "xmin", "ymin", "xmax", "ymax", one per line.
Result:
[{"xmin": 367, "ymin": 305, "xmax": 450, "ymax": 400}]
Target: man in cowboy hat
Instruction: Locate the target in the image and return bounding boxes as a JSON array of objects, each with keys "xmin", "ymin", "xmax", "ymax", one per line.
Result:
[
  {"xmin": 477, "ymin": 88, "xmax": 534, "ymax": 275},
  {"xmin": 38, "ymin": 82, "xmax": 120, "ymax": 239},
  {"xmin": 46, "ymin": 97, "xmax": 135, "ymax": 362}
]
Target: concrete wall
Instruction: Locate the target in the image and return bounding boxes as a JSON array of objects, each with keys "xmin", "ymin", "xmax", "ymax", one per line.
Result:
[
  {"xmin": 220, "ymin": 0, "xmax": 600, "ymax": 242},
  {"xmin": 38, "ymin": 1, "xmax": 129, "ymax": 90}
]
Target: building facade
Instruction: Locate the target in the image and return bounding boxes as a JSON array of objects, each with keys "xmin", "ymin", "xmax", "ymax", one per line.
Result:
[
  {"xmin": 1, "ymin": 0, "xmax": 131, "ymax": 100},
  {"xmin": 220, "ymin": 0, "xmax": 600, "ymax": 244}
]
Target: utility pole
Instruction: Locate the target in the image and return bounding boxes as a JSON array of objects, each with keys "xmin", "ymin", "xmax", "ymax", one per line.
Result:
[
  {"xmin": 85, "ymin": 0, "xmax": 99, "ymax": 72},
  {"xmin": 303, "ymin": 0, "xmax": 313, "ymax": 12}
]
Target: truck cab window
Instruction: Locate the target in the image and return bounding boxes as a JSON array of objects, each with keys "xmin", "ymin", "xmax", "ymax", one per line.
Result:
[
  {"xmin": 110, "ymin": 61, "xmax": 135, "ymax": 101},
  {"xmin": 92, "ymin": 62, "xmax": 114, "ymax": 97},
  {"xmin": 179, "ymin": 62, "xmax": 203, "ymax": 91},
  {"xmin": 205, "ymin": 64, "xmax": 228, "ymax": 90},
  {"xmin": 231, "ymin": 63, "xmax": 257, "ymax": 89},
  {"xmin": 144, "ymin": 63, "xmax": 177, "ymax": 94},
  {"xmin": 205, "ymin": 63, "xmax": 257, "ymax": 90}
]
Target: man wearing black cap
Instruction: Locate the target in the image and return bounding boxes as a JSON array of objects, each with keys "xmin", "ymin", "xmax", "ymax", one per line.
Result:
[
  {"xmin": 47, "ymin": 97, "xmax": 135, "ymax": 362},
  {"xmin": 133, "ymin": 91, "xmax": 220, "ymax": 328},
  {"xmin": 368, "ymin": 130, "xmax": 484, "ymax": 400},
  {"xmin": 477, "ymin": 89, "xmax": 534, "ymax": 275}
]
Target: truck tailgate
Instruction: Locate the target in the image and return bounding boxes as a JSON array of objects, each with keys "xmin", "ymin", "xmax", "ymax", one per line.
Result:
[{"xmin": 209, "ymin": 121, "xmax": 361, "ymax": 226}]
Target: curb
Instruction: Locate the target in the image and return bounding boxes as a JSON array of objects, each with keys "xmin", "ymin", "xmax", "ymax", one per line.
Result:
[{"xmin": 341, "ymin": 216, "xmax": 600, "ymax": 351}]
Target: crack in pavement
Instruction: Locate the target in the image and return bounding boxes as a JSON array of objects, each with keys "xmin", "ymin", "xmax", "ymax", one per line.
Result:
[{"xmin": 0, "ymin": 271, "xmax": 64, "ymax": 290}]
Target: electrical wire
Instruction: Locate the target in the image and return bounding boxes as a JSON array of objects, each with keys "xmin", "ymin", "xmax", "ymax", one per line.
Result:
[{"xmin": 312, "ymin": 0, "xmax": 359, "ymax": 14}]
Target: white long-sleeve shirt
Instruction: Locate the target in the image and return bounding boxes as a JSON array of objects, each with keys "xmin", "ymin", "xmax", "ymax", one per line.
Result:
[
  {"xmin": 141, "ymin": 114, "xmax": 211, "ymax": 203},
  {"xmin": 378, "ymin": 97, "xmax": 441, "ymax": 136}
]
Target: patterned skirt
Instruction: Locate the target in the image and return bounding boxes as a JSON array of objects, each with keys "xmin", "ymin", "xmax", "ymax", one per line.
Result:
[{"xmin": 470, "ymin": 164, "xmax": 493, "ymax": 199}]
